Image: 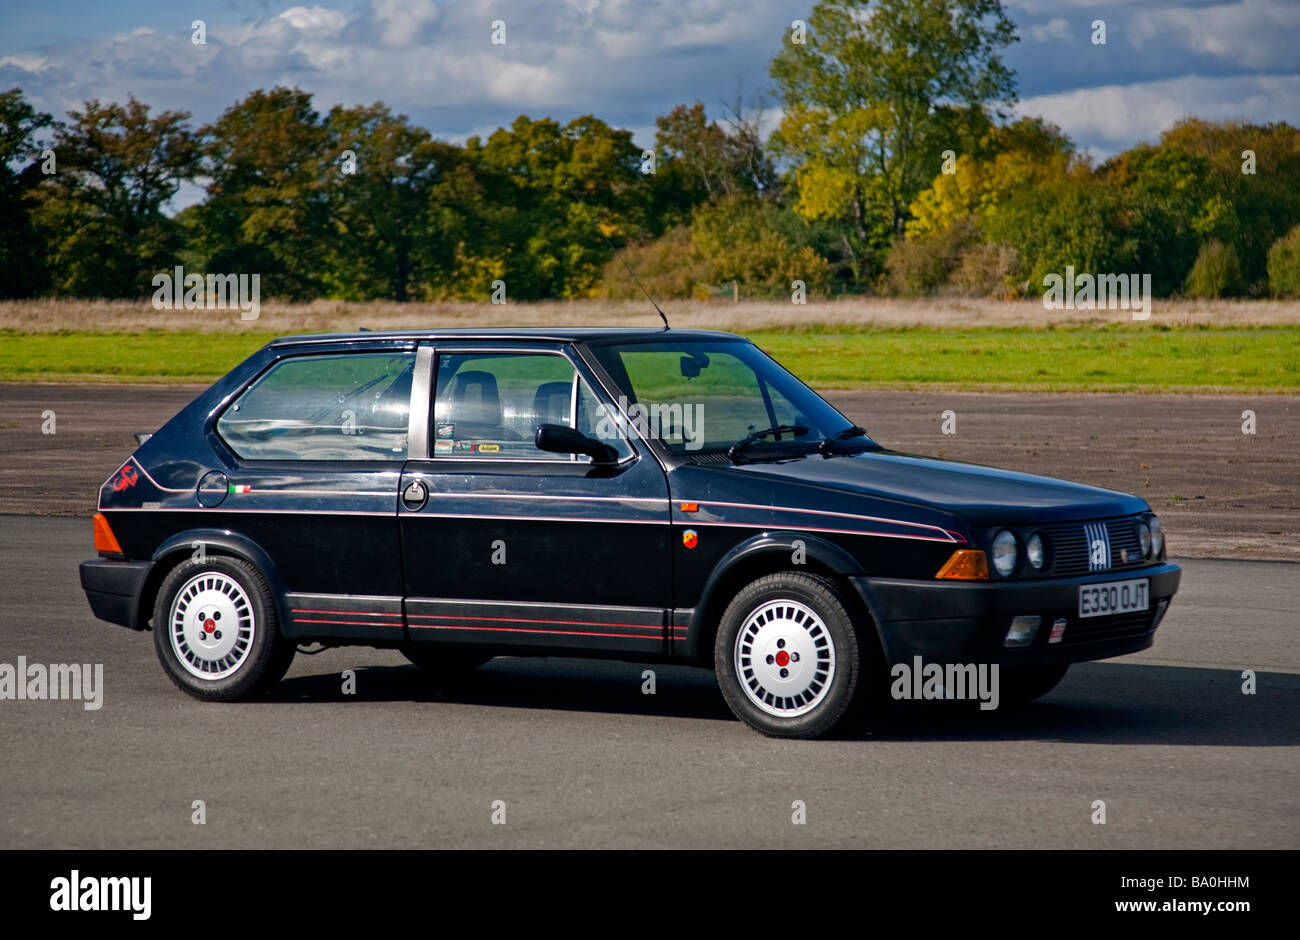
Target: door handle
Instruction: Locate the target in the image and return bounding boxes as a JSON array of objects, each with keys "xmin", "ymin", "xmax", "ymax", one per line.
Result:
[{"xmin": 401, "ymin": 479, "xmax": 428, "ymax": 511}]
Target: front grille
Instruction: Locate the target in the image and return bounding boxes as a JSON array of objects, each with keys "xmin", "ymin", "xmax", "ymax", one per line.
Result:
[
  {"xmin": 1058, "ymin": 610, "xmax": 1156, "ymax": 646},
  {"xmin": 1042, "ymin": 516, "xmax": 1147, "ymax": 577}
]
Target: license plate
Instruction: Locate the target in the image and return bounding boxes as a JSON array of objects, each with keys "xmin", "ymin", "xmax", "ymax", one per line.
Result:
[{"xmin": 1078, "ymin": 578, "xmax": 1149, "ymax": 618}]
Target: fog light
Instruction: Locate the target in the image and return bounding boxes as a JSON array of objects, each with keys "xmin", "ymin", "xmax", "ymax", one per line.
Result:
[{"xmin": 1004, "ymin": 615, "xmax": 1041, "ymax": 648}]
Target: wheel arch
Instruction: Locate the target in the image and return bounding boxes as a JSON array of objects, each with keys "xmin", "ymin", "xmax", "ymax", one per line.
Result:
[
  {"xmin": 138, "ymin": 529, "xmax": 289, "ymax": 631},
  {"xmin": 685, "ymin": 532, "xmax": 877, "ymax": 666}
]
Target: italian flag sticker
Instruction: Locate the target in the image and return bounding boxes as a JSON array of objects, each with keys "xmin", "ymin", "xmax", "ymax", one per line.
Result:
[{"xmin": 228, "ymin": 484, "xmax": 252, "ymax": 494}]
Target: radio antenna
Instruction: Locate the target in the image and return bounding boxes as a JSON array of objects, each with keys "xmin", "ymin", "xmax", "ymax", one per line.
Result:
[{"xmin": 571, "ymin": 189, "xmax": 670, "ymax": 330}]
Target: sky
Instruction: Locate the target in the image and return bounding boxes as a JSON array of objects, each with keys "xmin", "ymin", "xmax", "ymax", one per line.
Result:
[{"xmin": 3, "ymin": 0, "xmax": 1298, "ymax": 207}]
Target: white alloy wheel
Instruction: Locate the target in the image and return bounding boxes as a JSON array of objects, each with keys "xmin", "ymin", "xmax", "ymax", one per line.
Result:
[
  {"xmin": 169, "ymin": 571, "xmax": 256, "ymax": 680},
  {"xmin": 734, "ymin": 598, "xmax": 836, "ymax": 717}
]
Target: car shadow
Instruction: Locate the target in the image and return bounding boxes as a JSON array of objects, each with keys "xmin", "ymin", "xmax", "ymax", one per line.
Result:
[{"xmin": 266, "ymin": 656, "xmax": 1300, "ymax": 747}]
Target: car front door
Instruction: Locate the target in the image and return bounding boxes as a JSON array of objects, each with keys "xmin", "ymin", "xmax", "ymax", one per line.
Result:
[{"xmin": 398, "ymin": 342, "xmax": 673, "ymax": 656}]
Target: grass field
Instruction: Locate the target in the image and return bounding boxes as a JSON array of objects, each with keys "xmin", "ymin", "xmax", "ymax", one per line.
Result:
[{"xmin": 2, "ymin": 324, "xmax": 1296, "ymax": 391}]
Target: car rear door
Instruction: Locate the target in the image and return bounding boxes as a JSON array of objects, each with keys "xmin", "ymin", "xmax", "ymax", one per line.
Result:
[{"xmin": 398, "ymin": 341, "xmax": 673, "ymax": 656}]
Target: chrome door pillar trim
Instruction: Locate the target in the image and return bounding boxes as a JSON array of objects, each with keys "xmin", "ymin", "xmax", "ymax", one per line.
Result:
[{"xmin": 407, "ymin": 345, "xmax": 434, "ymax": 459}]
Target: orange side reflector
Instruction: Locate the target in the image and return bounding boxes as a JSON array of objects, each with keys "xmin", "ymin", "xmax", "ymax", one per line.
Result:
[
  {"xmin": 935, "ymin": 549, "xmax": 989, "ymax": 580},
  {"xmin": 680, "ymin": 502, "xmax": 699, "ymax": 512},
  {"xmin": 93, "ymin": 513, "xmax": 124, "ymax": 555}
]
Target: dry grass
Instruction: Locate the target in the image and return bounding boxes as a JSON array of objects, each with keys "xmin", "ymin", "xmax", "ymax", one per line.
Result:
[{"xmin": 4, "ymin": 296, "xmax": 1300, "ymax": 335}]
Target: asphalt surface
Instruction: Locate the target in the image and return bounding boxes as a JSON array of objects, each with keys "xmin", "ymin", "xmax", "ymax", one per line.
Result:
[
  {"xmin": 0, "ymin": 515, "xmax": 1296, "ymax": 849},
  {"xmin": 2, "ymin": 383, "xmax": 1296, "ymax": 559}
]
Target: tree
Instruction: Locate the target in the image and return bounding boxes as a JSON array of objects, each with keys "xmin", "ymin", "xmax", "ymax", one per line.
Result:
[
  {"xmin": 194, "ymin": 88, "xmax": 331, "ymax": 299},
  {"xmin": 907, "ymin": 116, "xmax": 1074, "ymax": 238},
  {"xmin": 0, "ymin": 88, "xmax": 53, "ymax": 298},
  {"xmin": 1267, "ymin": 225, "xmax": 1300, "ymax": 296},
  {"xmin": 653, "ymin": 99, "xmax": 777, "ymax": 205},
  {"xmin": 980, "ymin": 172, "xmax": 1152, "ymax": 289},
  {"xmin": 33, "ymin": 96, "xmax": 200, "ymax": 297},
  {"xmin": 465, "ymin": 114, "xmax": 646, "ymax": 299},
  {"xmin": 1095, "ymin": 120, "xmax": 1300, "ymax": 295},
  {"xmin": 323, "ymin": 103, "xmax": 456, "ymax": 301},
  {"xmin": 769, "ymin": 0, "xmax": 1018, "ymax": 283}
]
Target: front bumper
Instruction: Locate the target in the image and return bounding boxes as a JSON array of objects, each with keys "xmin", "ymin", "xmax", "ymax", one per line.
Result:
[
  {"xmin": 80, "ymin": 558, "xmax": 153, "ymax": 630},
  {"xmin": 851, "ymin": 562, "xmax": 1181, "ymax": 667}
]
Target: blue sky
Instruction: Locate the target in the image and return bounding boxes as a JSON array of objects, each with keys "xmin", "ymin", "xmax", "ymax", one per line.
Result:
[{"xmin": 3, "ymin": 0, "xmax": 1297, "ymax": 177}]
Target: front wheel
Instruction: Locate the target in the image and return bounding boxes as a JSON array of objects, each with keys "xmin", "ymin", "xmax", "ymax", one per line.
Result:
[
  {"xmin": 714, "ymin": 572, "xmax": 872, "ymax": 738},
  {"xmin": 152, "ymin": 555, "xmax": 293, "ymax": 701}
]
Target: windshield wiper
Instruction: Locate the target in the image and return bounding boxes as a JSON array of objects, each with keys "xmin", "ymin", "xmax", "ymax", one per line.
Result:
[
  {"xmin": 728, "ymin": 425, "xmax": 810, "ymax": 463},
  {"xmin": 818, "ymin": 425, "xmax": 870, "ymax": 458}
]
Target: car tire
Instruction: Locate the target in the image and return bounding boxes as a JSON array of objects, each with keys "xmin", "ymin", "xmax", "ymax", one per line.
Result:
[
  {"xmin": 152, "ymin": 555, "xmax": 291, "ymax": 701},
  {"xmin": 998, "ymin": 663, "xmax": 1069, "ymax": 707},
  {"xmin": 714, "ymin": 572, "xmax": 872, "ymax": 738},
  {"xmin": 401, "ymin": 646, "xmax": 494, "ymax": 676}
]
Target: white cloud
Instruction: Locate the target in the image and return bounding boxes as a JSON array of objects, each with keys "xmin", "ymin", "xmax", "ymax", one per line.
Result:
[
  {"xmin": 1016, "ymin": 72, "xmax": 1300, "ymax": 151},
  {"xmin": 1129, "ymin": 0, "xmax": 1300, "ymax": 71},
  {"xmin": 1026, "ymin": 18, "xmax": 1072, "ymax": 44}
]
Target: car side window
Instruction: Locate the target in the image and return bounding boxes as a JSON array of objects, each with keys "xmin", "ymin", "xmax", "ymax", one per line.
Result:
[
  {"xmin": 217, "ymin": 352, "xmax": 415, "ymax": 460},
  {"xmin": 575, "ymin": 376, "xmax": 634, "ymax": 461},
  {"xmin": 432, "ymin": 352, "xmax": 631, "ymax": 462}
]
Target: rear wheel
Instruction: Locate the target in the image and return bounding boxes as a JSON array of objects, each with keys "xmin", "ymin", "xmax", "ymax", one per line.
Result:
[
  {"xmin": 401, "ymin": 646, "xmax": 494, "ymax": 676},
  {"xmin": 152, "ymin": 555, "xmax": 293, "ymax": 701},
  {"xmin": 714, "ymin": 572, "xmax": 872, "ymax": 738},
  {"xmin": 999, "ymin": 663, "xmax": 1070, "ymax": 707}
]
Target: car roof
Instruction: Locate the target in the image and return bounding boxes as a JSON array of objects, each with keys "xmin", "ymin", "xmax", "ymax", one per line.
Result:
[{"xmin": 268, "ymin": 327, "xmax": 746, "ymax": 347}]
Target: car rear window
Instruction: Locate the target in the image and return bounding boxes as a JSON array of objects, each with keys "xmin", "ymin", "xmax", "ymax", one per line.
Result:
[{"xmin": 217, "ymin": 352, "xmax": 415, "ymax": 460}]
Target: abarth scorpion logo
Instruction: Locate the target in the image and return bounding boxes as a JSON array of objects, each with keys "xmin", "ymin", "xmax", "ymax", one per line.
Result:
[{"xmin": 1086, "ymin": 522, "xmax": 1111, "ymax": 571}]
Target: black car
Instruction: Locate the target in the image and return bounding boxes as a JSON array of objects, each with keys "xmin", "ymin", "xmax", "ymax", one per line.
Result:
[{"xmin": 81, "ymin": 328, "xmax": 1180, "ymax": 737}]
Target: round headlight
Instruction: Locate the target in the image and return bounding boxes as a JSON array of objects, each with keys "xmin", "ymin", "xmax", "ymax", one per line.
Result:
[
  {"xmin": 1136, "ymin": 521, "xmax": 1152, "ymax": 557},
  {"xmin": 1026, "ymin": 532, "xmax": 1045, "ymax": 569},
  {"xmin": 991, "ymin": 530, "xmax": 1018, "ymax": 577},
  {"xmin": 1150, "ymin": 515, "xmax": 1164, "ymax": 557}
]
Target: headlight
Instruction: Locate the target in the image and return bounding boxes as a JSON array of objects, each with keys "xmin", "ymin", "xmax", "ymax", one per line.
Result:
[
  {"xmin": 1150, "ymin": 515, "xmax": 1164, "ymax": 557},
  {"xmin": 1026, "ymin": 532, "xmax": 1045, "ymax": 569},
  {"xmin": 991, "ymin": 529, "xmax": 1018, "ymax": 577},
  {"xmin": 1136, "ymin": 520, "xmax": 1152, "ymax": 557}
]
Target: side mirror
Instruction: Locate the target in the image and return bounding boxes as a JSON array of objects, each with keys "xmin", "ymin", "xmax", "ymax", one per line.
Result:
[{"xmin": 535, "ymin": 423, "xmax": 619, "ymax": 464}]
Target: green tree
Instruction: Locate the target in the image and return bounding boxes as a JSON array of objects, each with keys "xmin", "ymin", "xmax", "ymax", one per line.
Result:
[
  {"xmin": 981, "ymin": 172, "xmax": 1151, "ymax": 289},
  {"xmin": 323, "ymin": 103, "xmax": 460, "ymax": 300},
  {"xmin": 465, "ymin": 114, "xmax": 646, "ymax": 299},
  {"xmin": 1266, "ymin": 225, "xmax": 1300, "ymax": 296},
  {"xmin": 0, "ymin": 88, "xmax": 53, "ymax": 298},
  {"xmin": 34, "ymin": 96, "xmax": 199, "ymax": 297},
  {"xmin": 194, "ymin": 88, "xmax": 330, "ymax": 299},
  {"xmin": 1185, "ymin": 239, "xmax": 1245, "ymax": 297},
  {"xmin": 769, "ymin": 0, "xmax": 1018, "ymax": 283}
]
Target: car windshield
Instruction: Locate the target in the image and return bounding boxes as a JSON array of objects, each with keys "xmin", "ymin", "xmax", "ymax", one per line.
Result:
[{"xmin": 587, "ymin": 338, "xmax": 872, "ymax": 457}]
